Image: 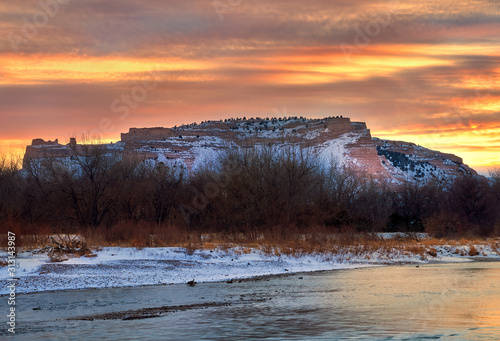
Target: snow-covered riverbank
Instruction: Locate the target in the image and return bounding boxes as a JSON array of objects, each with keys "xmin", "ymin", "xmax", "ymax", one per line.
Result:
[{"xmin": 1, "ymin": 243, "xmax": 499, "ymax": 294}]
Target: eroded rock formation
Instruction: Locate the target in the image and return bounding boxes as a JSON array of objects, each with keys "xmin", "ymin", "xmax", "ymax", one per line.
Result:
[{"xmin": 23, "ymin": 116, "xmax": 477, "ymax": 184}]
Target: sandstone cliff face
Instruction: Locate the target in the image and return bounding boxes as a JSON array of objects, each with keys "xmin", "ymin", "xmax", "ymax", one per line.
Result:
[
  {"xmin": 23, "ymin": 138, "xmax": 123, "ymax": 168},
  {"xmin": 23, "ymin": 116, "xmax": 476, "ymax": 184},
  {"xmin": 373, "ymin": 138, "xmax": 477, "ymax": 182},
  {"xmin": 24, "ymin": 139, "xmax": 72, "ymax": 161}
]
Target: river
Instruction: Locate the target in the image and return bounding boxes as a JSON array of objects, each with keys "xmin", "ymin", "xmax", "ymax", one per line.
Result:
[{"xmin": 2, "ymin": 261, "xmax": 499, "ymax": 340}]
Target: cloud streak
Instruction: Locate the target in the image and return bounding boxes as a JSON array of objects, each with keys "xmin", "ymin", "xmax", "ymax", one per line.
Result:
[{"xmin": 0, "ymin": 0, "xmax": 499, "ymax": 170}]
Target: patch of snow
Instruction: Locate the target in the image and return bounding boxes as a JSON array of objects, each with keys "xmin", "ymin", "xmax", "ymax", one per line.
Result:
[
  {"xmin": 315, "ymin": 132, "xmax": 359, "ymax": 166},
  {"xmin": 190, "ymin": 146, "xmax": 221, "ymax": 171},
  {"xmin": 303, "ymin": 129, "xmax": 325, "ymax": 140},
  {"xmin": 376, "ymin": 232, "xmax": 430, "ymax": 240},
  {"xmin": 157, "ymin": 153, "xmax": 168, "ymax": 164},
  {"xmin": 1, "ymin": 243, "xmax": 498, "ymax": 294}
]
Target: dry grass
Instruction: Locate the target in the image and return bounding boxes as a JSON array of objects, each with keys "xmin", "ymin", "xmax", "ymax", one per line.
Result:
[
  {"xmin": 427, "ymin": 248, "xmax": 438, "ymax": 257},
  {"xmin": 489, "ymin": 240, "xmax": 500, "ymax": 255},
  {"xmin": 2, "ymin": 222, "xmax": 499, "ymax": 261},
  {"xmin": 468, "ymin": 245, "xmax": 480, "ymax": 256}
]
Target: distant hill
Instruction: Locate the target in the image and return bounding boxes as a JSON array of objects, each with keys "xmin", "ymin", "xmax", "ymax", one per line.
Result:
[{"xmin": 23, "ymin": 116, "xmax": 477, "ymax": 184}]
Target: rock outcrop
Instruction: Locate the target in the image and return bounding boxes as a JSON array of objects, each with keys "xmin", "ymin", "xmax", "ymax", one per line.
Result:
[
  {"xmin": 373, "ymin": 138, "xmax": 476, "ymax": 181},
  {"xmin": 23, "ymin": 116, "xmax": 477, "ymax": 184}
]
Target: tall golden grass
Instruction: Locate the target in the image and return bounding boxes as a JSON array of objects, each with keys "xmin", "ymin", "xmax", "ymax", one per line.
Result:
[{"xmin": 3, "ymin": 223, "xmax": 499, "ymax": 262}]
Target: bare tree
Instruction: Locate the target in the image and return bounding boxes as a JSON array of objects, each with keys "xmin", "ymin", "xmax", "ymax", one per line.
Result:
[
  {"xmin": 447, "ymin": 174, "xmax": 496, "ymax": 236},
  {"xmin": 0, "ymin": 153, "xmax": 22, "ymax": 223}
]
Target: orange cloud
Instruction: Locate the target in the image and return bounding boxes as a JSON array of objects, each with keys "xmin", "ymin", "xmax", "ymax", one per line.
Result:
[{"xmin": 1, "ymin": 0, "xmax": 499, "ymax": 172}]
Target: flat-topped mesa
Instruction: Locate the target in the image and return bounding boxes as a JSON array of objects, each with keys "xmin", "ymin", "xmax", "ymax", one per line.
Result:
[
  {"xmin": 22, "ymin": 116, "xmax": 478, "ymax": 184},
  {"xmin": 116, "ymin": 116, "xmax": 386, "ymax": 174}
]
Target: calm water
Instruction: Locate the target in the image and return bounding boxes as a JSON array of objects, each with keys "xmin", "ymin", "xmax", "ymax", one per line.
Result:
[{"xmin": 2, "ymin": 262, "xmax": 499, "ymax": 340}]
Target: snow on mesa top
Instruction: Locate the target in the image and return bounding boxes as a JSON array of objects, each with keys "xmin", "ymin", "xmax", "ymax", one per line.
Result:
[{"xmin": 23, "ymin": 116, "xmax": 477, "ymax": 184}]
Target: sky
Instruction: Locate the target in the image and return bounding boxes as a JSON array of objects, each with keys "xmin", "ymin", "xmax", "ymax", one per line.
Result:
[{"xmin": 0, "ymin": 0, "xmax": 499, "ymax": 173}]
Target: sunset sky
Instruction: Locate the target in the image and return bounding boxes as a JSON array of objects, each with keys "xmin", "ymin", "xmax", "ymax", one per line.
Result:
[{"xmin": 1, "ymin": 0, "xmax": 499, "ymax": 173}]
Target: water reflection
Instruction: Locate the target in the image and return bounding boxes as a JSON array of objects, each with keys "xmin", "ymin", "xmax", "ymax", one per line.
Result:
[{"xmin": 2, "ymin": 262, "xmax": 499, "ymax": 340}]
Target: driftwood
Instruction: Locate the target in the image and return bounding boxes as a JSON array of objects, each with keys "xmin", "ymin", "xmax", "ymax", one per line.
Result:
[{"xmin": 47, "ymin": 235, "xmax": 92, "ymax": 262}]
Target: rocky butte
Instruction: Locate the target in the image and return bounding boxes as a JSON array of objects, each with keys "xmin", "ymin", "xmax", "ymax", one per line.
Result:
[{"xmin": 23, "ymin": 116, "xmax": 477, "ymax": 184}]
